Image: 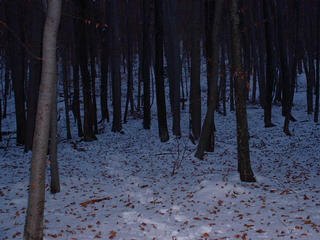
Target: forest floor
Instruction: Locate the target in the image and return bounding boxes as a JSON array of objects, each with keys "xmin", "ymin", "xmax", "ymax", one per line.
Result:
[{"xmin": 1, "ymin": 77, "xmax": 320, "ymax": 239}]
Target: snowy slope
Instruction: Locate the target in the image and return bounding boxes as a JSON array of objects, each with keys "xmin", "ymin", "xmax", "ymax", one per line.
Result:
[{"xmin": 0, "ymin": 73, "xmax": 320, "ymax": 240}]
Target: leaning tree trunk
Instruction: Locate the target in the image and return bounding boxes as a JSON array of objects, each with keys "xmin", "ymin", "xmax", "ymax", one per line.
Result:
[
  {"xmin": 230, "ymin": 0, "xmax": 256, "ymax": 182},
  {"xmin": 24, "ymin": 0, "xmax": 62, "ymax": 239},
  {"xmin": 195, "ymin": 0, "xmax": 223, "ymax": 160}
]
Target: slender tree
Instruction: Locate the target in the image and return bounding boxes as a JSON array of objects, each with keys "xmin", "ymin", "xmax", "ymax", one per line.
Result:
[
  {"xmin": 5, "ymin": 0, "xmax": 26, "ymax": 145},
  {"xmin": 263, "ymin": 0, "xmax": 276, "ymax": 127},
  {"xmin": 195, "ymin": 0, "xmax": 223, "ymax": 159},
  {"xmin": 74, "ymin": 0, "xmax": 96, "ymax": 141},
  {"xmin": 154, "ymin": 0, "xmax": 169, "ymax": 142},
  {"xmin": 314, "ymin": 2, "xmax": 320, "ymax": 123},
  {"xmin": 189, "ymin": 0, "xmax": 201, "ymax": 142},
  {"xmin": 25, "ymin": 0, "xmax": 44, "ymax": 152},
  {"xmin": 110, "ymin": 0, "xmax": 122, "ymax": 132},
  {"xmin": 163, "ymin": 0, "xmax": 181, "ymax": 137},
  {"xmin": 230, "ymin": 0, "xmax": 256, "ymax": 182},
  {"xmin": 142, "ymin": 0, "xmax": 151, "ymax": 129},
  {"xmin": 24, "ymin": 0, "xmax": 62, "ymax": 238},
  {"xmin": 50, "ymin": 69, "xmax": 60, "ymax": 194}
]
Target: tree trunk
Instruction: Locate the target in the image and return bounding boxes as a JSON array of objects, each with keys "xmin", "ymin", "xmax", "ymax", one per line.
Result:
[
  {"xmin": 189, "ymin": 0, "xmax": 201, "ymax": 142},
  {"xmin": 25, "ymin": 0, "xmax": 44, "ymax": 152},
  {"xmin": 142, "ymin": 0, "xmax": 151, "ymax": 129},
  {"xmin": 163, "ymin": 0, "xmax": 181, "ymax": 137},
  {"xmin": 154, "ymin": 0, "xmax": 169, "ymax": 142},
  {"xmin": 110, "ymin": 0, "xmax": 122, "ymax": 132},
  {"xmin": 72, "ymin": 63, "xmax": 84, "ymax": 137},
  {"xmin": 220, "ymin": 45, "xmax": 227, "ymax": 116},
  {"xmin": 5, "ymin": 0, "xmax": 26, "ymax": 145},
  {"xmin": 100, "ymin": 39, "xmax": 110, "ymax": 123},
  {"xmin": 195, "ymin": 0, "xmax": 223, "ymax": 159},
  {"xmin": 74, "ymin": 0, "xmax": 96, "ymax": 141},
  {"xmin": 3, "ymin": 61, "xmax": 10, "ymax": 118},
  {"xmin": 230, "ymin": 0, "xmax": 256, "ymax": 182},
  {"xmin": 315, "ymin": 2, "xmax": 320, "ymax": 123},
  {"xmin": 263, "ymin": 0, "xmax": 276, "ymax": 127},
  {"xmin": 50, "ymin": 71, "xmax": 60, "ymax": 194},
  {"xmin": 124, "ymin": 0, "xmax": 135, "ymax": 123},
  {"xmin": 62, "ymin": 51, "xmax": 72, "ymax": 139},
  {"xmin": 24, "ymin": 0, "xmax": 62, "ymax": 239}
]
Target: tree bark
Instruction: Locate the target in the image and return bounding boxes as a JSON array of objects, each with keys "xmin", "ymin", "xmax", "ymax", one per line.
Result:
[
  {"xmin": 62, "ymin": 51, "xmax": 72, "ymax": 139},
  {"xmin": 142, "ymin": 0, "xmax": 151, "ymax": 129},
  {"xmin": 74, "ymin": 0, "xmax": 96, "ymax": 141},
  {"xmin": 263, "ymin": 0, "xmax": 276, "ymax": 127},
  {"xmin": 24, "ymin": 0, "xmax": 62, "ymax": 239},
  {"xmin": 315, "ymin": 2, "xmax": 320, "ymax": 123},
  {"xmin": 25, "ymin": 0, "xmax": 44, "ymax": 152},
  {"xmin": 163, "ymin": 0, "xmax": 181, "ymax": 137},
  {"xmin": 230, "ymin": 0, "xmax": 256, "ymax": 182},
  {"xmin": 195, "ymin": 0, "xmax": 223, "ymax": 159},
  {"xmin": 5, "ymin": 0, "xmax": 26, "ymax": 145},
  {"xmin": 154, "ymin": 0, "xmax": 169, "ymax": 142},
  {"xmin": 110, "ymin": 0, "xmax": 122, "ymax": 132},
  {"xmin": 50, "ymin": 70, "xmax": 60, "ymax": 194},
  {"xmin": 189, "ymin": 0, "xmax": 201, "ymax": 142}
]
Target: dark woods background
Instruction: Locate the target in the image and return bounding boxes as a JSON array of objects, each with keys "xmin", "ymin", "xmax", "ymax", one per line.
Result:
[{"xmin": 0, "ymin": 0, "xmax": 319, "ymax": 151}]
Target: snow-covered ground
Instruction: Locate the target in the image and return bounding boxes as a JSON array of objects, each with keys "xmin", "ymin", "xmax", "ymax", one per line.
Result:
[{"xmin": 1, "ymin": 73, "xmax": 320, "ymax": 240}]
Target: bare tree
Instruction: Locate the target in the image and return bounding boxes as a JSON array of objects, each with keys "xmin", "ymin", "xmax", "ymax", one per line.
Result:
[
  {"xmin": 195, "ymin": 0, "xmax": 223, "ymax": 159},
  {"xmin": 230, "ymin": 0, "xmax": 256, "ymax": 182},
  {"xmin": 24, "ymin": 0, "xmax": 62, "ymax": 239}
]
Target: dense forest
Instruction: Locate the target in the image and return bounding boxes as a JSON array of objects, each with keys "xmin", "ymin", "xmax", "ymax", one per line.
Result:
[{"xmin": 0, "ymin": 0, "xmax": 319, "ymax": 239}]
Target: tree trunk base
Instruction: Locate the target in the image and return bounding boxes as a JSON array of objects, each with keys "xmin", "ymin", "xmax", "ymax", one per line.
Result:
[
  {"xmin": 240, "ymin": 172, "xmax": 256, "ymax": 182},
  {"xmin": 265, "ymin": 122, "xmax": 276, "ymax": 128}
]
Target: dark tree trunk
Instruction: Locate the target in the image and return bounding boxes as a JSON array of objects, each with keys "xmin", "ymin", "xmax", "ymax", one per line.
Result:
[
  {"xmin": 124, "ymin": 0, "xmax": 135, "ymax": 123},
  {"xmin": 230, "ymin": 0, "xmax": 256, "ymax": 182},
  {"xmin": 195, "ymin": 0, "xmax": 223, "ymax": 159},
  {"xmin": 5, "ymin": 0, "xmax": 26, "ymax": 145},
  {"xmin": 142, "ymin": 0, "xmax": 151, "ymax": 129},
  {"xmin": 100, "ymin": 38, "xmax": 110, "ymax": 123},
  {"xmin": 62, "ymin": 51, "xmax": 72, "ymax": 139},
  {"xmin": 50, "ymin": 68, "xmax": 60, "ymax": 194},
  {"xmin": 3, "ymin": 62, "xmax": 10, "ymax": 118},
  {"xmin": 0, "ymin": 98, "xmax": 2, "ymax": 142},
  {"xmin": 220, "ymin": 45, "xmax": 227, "ymax": 116},
  {"xmin": 251, "ymin": 62, "xmax": 257, "ymax": 103},
  {"xmin": 315, "ymin": 2, "xmax": 320, "ymax": 123},
  {"xmin": 263, "ymin": 0, "xmax": 276, "ymax": 127},
  {"xmin": 74, "ymin": 0, "xmax": 96, "ymax": 141},
  {"xmin": 163, "ymin": 0, "xmax": 181, "ymax": 137},
  {"xmin": 306, "ymin": 55, "xmax": 314, "ymax": 115},
  {"xmin": 283, "ymin": 0, "xmax": 300, "ymax": 135},
  {"xmin": 189, "ymin": 0, "xmax": 201, "ymax": 142},
  {"xmin": 110, "ymin": 0, "xmax": 122, "ymax": 132},
  {"xmin": 25, "ymin": 0, "xmax": 44, "ymax": 152},
  {"xmin": 154, "ymin": 0, "xmax": 169, "ymax": 142},
  {"xmin": 72, "ymin": 63, "xmax": 84, "ymax": 137},
  {"xmin": 90, "ymin": 52, "xmax": 98, "ymax": 134}
]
